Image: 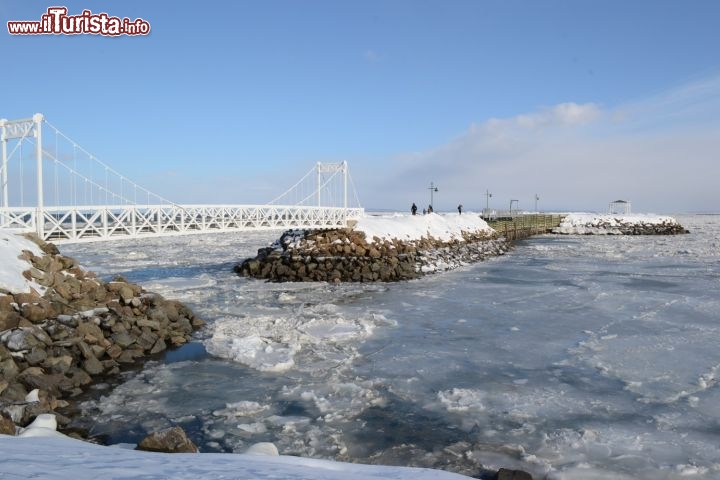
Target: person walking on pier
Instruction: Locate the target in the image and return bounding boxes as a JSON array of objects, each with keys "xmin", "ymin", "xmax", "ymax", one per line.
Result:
[
  {"xmin": 411, "ymin": 203, "xmax": 418, "ymax": 215},
  {"xmin": 457, "ymin": 204, "xmax": 463, "ymax": 215}
]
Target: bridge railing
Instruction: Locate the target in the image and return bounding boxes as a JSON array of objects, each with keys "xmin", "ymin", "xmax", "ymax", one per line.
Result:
[
  {"xmin": 0, "ymin": 205, "xmax": 365, "ymax": 242},
  {"xmin": 0, "ymin": 207, "xmax": 37, "ymax": 231},
  {"xmin": 485, "ymin": 214, "xmax": 565, "ymax": 241}
]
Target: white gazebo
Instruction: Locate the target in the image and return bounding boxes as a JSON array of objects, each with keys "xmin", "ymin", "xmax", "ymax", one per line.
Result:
[{"xmin": 608, "ymin": 199, "xmax": 631, "ymax": 214}]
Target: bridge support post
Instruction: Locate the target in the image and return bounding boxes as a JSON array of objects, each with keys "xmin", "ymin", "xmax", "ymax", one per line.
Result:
[
  {"xmin": 343, "ymin": 161, "xmax": 347, "ymax": 210},
  {"xmin": 1, "ymin": 118, "xmax": 7, "ymax": 208},
  {"xmin": 317, "ymin": 162, "xmax": 321, "ymax": 207},
  {"xmin": 34, "ymin": 113, "xmax": 44, "ymax": 238}
]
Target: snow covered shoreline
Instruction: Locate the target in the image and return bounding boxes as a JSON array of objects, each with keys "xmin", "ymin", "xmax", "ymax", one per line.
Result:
[{"xmin": 1, "ymin": 423, "xmax": 473, "ymax": 480}]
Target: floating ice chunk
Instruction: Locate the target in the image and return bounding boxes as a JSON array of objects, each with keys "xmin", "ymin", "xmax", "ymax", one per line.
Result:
[
  {"xmin": 213, "ymin": 401, "xmax": 271, "ymax": 419},
  {"xmin": 237, "ymin": 422, "xmax": 267, "ymax": 434},
  {"xmin": 675, "ymin": 464, "xmax": 708, "ymax": 475},
  {"xmin": 437, "ymin": 388, "xmax": 485, "ymax": 412},
  {"xmin": 142, "ymin": 275, "xmax": 217, "ymax": 296},
  {"xmin": 205, "ymin": 306, "xmax": 388, "ymax": 374},
  {"xmin": 266, "ymin": 415, "xmax": 312, "ymax": 429},
  {"xmin": 229, "ymin": 401, "xmax": 269, "ymax": 415},
  {"xmin": 208, "ymin": 333, "xmax": 297, "ymax": 372},
  {"xmin": 277, "ymin": 292, "xmax": 296, "ymax": 302}
]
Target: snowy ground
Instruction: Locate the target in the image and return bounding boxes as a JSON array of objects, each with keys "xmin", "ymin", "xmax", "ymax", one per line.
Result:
[
  {"xmin": 0, "ymin": 418, "xmax": 469, "ymax": 480},
  {"xmin": 0, "ymin": 230, "xmax": 44, "ymax": 293},
  {"xmin": 354, "ymin": 212, "xmax": 493, "ymax": 242}
]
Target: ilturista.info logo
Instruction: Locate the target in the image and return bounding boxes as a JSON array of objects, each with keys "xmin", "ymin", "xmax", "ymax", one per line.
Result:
[{"xmin": 7, "ymin": 6, "xmax": 150, "ymax": 36}]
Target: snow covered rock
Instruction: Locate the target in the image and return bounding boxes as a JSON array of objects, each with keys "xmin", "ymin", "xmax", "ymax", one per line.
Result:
[{"xmin": 553, "ymin": 214, "xmax": 688, "ymax": 235}]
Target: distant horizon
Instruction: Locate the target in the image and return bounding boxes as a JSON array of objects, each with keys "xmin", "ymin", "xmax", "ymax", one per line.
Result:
[{"xmin": 362, "ymin": 207, "xmax": 720, "ymax": 216}]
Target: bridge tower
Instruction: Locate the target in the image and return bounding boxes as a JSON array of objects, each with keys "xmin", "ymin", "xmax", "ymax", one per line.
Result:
[
  {"xmin": 1, "ymin": 113, "xmax": 44, "ymax": 236},
  {"xmin": 317, "ymin": 161, "xmax": 348, "ymax": 209}
]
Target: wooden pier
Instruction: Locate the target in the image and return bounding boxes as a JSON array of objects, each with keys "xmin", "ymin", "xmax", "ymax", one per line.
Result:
[{"xmin": 485, "ymin": 214, "xmax": 564, "ymax": 241}]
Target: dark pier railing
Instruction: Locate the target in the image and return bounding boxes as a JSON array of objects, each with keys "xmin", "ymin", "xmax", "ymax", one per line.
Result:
[{"xmin": 485, "ymin": 214, "xmax": 565, "ymax": 241}]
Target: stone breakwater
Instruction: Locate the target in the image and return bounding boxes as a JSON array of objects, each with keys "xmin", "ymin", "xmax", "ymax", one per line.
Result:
[
  {"xmin": 0, "ymin": 234, "xmax": 204, "ymax": 435},
  {"xmin": 553, "ymin": 215, "xmax": 689, "ymax": 235},
  {"xmin": 234, "ymin": 228, "xmax": 510, "ymax": 282}
]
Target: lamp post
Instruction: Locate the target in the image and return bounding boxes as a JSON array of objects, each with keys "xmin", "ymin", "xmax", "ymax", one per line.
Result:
[
  {"xmin": 485, "ymin": 190, "xmax": 492, "ymax": 210},
  {"xmin": 428, "ymin": 182, "xmax": 438, "ymax": 209},
  {"xmin": 510, "ymin": 199, "xmax": 518, "ymax": 216},
  {"xmin": 535, "ymin": 194, "xmax": 539, "ymax": 212}
]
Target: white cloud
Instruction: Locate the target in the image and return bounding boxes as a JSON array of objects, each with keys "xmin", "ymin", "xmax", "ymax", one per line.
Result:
[{"xmin": 484, "ymin": 102, "xmax": 602, "ymax": 131}]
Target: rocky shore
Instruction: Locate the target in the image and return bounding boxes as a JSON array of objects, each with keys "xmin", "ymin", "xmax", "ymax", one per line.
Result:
[
  {"xmin": 0, "ymin": 233, "xmax": 204, "ymax": 436},
  {"xmin": 234, "ymin": 227, "xmax": 510, "ymax": 282}
]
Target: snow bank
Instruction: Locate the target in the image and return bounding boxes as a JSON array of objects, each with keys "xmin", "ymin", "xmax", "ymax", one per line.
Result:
[
  {"xmin": 0, "ymin": 230, "xmax": 44, "ymax": 293},
  {"xmin": 553, "ymin": 213, "xmax": 684, "ymax": 235},
  {"xmin": 0, "ymin": 419, "xmax": 471, "ymax": 480},
  {"xmin": 354, "ymin": 212, "xmax": 493, "ymax": 243}
]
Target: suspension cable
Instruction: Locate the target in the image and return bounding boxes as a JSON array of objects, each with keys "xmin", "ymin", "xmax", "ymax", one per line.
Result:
[
  {"xmin": 296, "ymin": 168, "xmax": 341, "ymax": 206},
  {"xmin": 53, "ymin": 129, "xmax": 57, "ymax": 206},
  {"xmin": 267, "ymin": 164, "xmax": 316, "ymax": 205},
  {"xmin": 44, "ymin": 119, "xmax": 177, "ymax": 206},
  {"xmin": 19, "ymin": 140, "xmax": 24, "ymax": 207},
  {"xmin": 348, "ymin": 171, "xmax": 362, "ymax": 208},
  {"xmin": 72, "ymin": 144, "xmax": 77, "ymax": 207}
]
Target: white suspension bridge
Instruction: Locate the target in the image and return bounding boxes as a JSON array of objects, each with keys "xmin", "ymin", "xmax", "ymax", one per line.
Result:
[{"xmin": 0, "ymin": 114, "xmax": 364, "ymax": 243}]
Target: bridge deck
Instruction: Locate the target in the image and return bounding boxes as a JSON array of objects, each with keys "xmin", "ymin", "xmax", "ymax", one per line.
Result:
[{"xmin": 0, "ymin": 205, "xmax": 365, "ymax": 243}]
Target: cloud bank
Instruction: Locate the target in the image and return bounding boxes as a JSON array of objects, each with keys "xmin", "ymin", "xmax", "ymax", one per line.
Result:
[{"xmin": 360, "ymin": 75, "xmax": 720, "ymax": 213}]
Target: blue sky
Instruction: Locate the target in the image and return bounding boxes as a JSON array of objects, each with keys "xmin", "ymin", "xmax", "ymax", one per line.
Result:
[{"xmin": 2, "ymin": 1, "xmax": 719, "ymax": 212}]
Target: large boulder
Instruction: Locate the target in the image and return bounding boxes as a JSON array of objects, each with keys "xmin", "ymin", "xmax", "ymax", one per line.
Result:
[
  {"xmin": 0, "ymin": 411, "xmax": 16, "ymax": 435},
  {"xmin": 496, "ymin": 468, "xmax": 533, "ymax": 480},
  {"xmin": 136, "ymin": 426, "xmax": 199, "ymax": 453}
]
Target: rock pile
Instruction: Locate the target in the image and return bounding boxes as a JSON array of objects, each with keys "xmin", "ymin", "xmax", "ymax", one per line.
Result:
[
  {"xmin": 137, "ymin": 426, "xmax": 199, "ymax": 453},
  {"xmin": 553, "ymin": 215, "xmax": 689, "ymax": 235},
  {"xmin": 235, "ymin": 228, "xmax": 510, "ymax": 282},
  {"xmin": 0, "ymin": 234, "xmax": 204, "ymax": 434}
]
